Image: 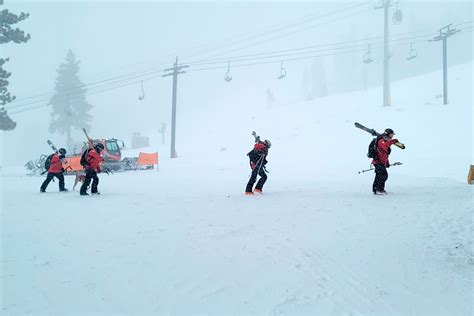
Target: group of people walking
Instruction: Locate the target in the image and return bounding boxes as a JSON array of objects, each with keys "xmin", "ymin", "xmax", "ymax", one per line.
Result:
[
  {"xmin": 244, "ymin": 128, "xmax": 403, "ymax": 195},
  {"xmin": 40, "ymin": 143, "xmax": 104, "ymax": 196},
  {"xmin": 40, "ymin": 127, "xmax": 403, "ymax": 196}
]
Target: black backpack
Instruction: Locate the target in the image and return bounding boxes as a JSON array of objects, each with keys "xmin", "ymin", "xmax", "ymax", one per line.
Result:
[
  {"xmin": 44, "ymin": 154, "xmax": 54, "ymax": 170},
  {"xmin": 80, "ymin": 149, "xmax": 91, "ymax": 167},
  {"xmin": 367, "ymin": 137, "xmax": 380, "ymax": 159},
  {"xmin": 368, "ymin": 135, "xmax": 391, "ymax": 159}
]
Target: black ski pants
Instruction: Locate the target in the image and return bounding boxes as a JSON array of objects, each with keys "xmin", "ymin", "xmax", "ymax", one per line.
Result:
[
  {"xmin": 372, "ymin": 164, "xmax": 388, "ymax": 192},
  {"xmin": 80, "ymin": 169, "xmax": 99, "ymax": 194},
  {"xmin": 246, "ymin": 165, "xmax": 267, "ymax": 192},
  {"xmin": 40, "ymin": 172, "xmax": 65, "ymax": 192}
]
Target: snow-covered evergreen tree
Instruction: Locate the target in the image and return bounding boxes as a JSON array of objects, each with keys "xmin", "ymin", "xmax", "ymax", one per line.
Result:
[
  {"xmin": 49, "ymin": 50, "xmax": 92, "ymax": 150},
  {"xmin": 0, "ymin": 8, "xmax": 30, "ymax": 131}
]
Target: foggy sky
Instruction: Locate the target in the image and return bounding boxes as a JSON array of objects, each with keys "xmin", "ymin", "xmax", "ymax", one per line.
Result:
[{"xmin": 1, "ymin": 0, "xmax": 472, "ymax": 166}]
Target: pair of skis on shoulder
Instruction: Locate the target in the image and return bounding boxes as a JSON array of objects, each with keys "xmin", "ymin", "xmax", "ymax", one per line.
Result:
[{"xmin": 355, "ymin": 122, "xmax": 405, "ymax": 174}]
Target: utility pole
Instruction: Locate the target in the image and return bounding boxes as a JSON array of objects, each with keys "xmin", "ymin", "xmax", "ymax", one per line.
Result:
[
  {"xmin": 66, "ymin": 93, "xmax": 72, "ymax": 152},
  {"xmin": 375, "ymin": 0, "xmax": 392, "ymax": 107},
  {"xmin": 162, "ymin": 57, "xmax": 188, "ymax": 158},
  {"xmin": 430, "ymin": 24, "xmax": 460, "ymax": 105}
]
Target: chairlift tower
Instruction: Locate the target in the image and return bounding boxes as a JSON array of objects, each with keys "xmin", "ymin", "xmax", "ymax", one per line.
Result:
[
  {"xmin": 429, "ymin": 24, "xmax": 460, "ymax": 105},
  {"xmin": 163, "ymin": 57, "xmax": 188, "ymax": 158},
  {"xmin": 375, "ymin": 0, "xmax": 392, "ymax": 107}
]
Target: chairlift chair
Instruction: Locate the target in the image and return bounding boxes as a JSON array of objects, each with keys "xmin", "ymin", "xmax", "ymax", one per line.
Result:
[
  {"xmin": 392, "ymin": 2, "xmax": 403, "ymax": 24},
  {"xmin": 138, "ymin": 80, "xmax": 145, "ymax": 100},
  {"xmin": 277, "ymin": 61, "xmax": 287, "ymax": 79},
  {"xmin": 406, "ymin": 43, "xmax": 417, "ymax": 61},
  {"xmin": 363, "ymin": 44, "xmax": 374, "ymax": 64},
  {"xmin": 224, "ymin": 61, "xmax": 232, "ymax": 82}
]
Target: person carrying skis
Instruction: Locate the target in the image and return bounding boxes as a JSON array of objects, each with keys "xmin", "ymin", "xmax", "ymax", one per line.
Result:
[
  {"xmin": 40, "ymin": 148, "xmax": 68, "ymax": 192},
  {"xmin": 245, "ymin": 139, "xmax": 271, "ymax": 195},
  {"xmin": 80, "ymin": 143, "xmax": 104, "ymax": 196},
  {"xmin": 372, "ymin": 128, "xmax": 401, "ymax": 194}
]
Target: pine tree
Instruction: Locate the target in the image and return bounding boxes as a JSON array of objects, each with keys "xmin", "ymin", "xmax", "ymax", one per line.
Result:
[
  {"xmin": 0, "ymin": 8, "xmax": 30, "ymax": 131},
  {"xmin": 0, "ymin": 106, "xmax": 16, "ymax": 131},
  {"xmin": 49, "ymin": 50, "xmax": 92, "ymax": 151}
]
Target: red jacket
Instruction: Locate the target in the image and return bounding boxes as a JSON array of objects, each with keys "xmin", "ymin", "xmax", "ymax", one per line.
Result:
[
  {"xmin": 373, "ymin": 137, "xmax": 399, "ymax": 166},
  {"xmin": 248, "ymin": 142, "xmax": 269, "ymax": 169},
  {"xmin": 86, "ymin": 150, "xmax": 103, "ymax": 172},
  {"xmin": 48, "ymin": 154, "xmax": 64, "ymax": 173},
  {"xmin": 253, "ymin": 142, "xmax": 267, "ymax": 152}
]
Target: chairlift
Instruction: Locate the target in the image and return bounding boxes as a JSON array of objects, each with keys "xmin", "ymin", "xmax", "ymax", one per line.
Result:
[
  {"xmin": 363, "ymin": 44, "xmax": 374, "ymax": 64},
  {"xmin": 138, "ymin": 80, "xmax": 145, "ymax": 100},
  {"xmin": 392, "ymin": 2, "xmax": 403, "ymax": 24},
  {"xmin": 224, "ymin": 61, "xmax": 232, "ymax": 82},
  {"xmin": 277, "ymin": 61, "xmax": 287, "ymax": 79},
  {"xmin": 406, "ymin": 42, "xmax": 417, "ymax": 61}
]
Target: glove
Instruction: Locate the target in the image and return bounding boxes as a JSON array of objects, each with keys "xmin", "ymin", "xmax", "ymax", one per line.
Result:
[{"xmin": 61, "ymin": 167, "xmax": 65, "ymax": 173}]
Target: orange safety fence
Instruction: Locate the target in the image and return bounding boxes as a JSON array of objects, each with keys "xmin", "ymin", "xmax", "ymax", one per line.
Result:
[
  {"xmin": 63, "ymin": 156, "xmax": 83, "ymax": 172},
  {"xmin": 137, "ymin": 152, "xmax": 159, "ymax": 166}
]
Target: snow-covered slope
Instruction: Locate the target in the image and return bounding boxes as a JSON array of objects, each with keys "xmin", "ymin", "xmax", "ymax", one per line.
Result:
[{"xmin": 1, "ymin": 62, "xmax": 472, "ymax": 315}]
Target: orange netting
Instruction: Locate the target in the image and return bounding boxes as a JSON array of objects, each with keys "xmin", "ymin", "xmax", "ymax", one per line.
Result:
[
  {"xmin": 137, "ymin": 152, "xmax": 158, "ymax": 166},
  {"xmin": 63, "ymin": 156, "xmax": 83, "ymax": 172}
]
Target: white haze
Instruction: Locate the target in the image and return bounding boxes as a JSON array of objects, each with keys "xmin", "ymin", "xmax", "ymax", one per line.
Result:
[{"xmin": 0, "ymin": 0, "xmax": 472, "ymax": 166}]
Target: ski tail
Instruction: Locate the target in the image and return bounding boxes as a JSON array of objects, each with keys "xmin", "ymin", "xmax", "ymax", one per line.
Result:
[
  {"xmin": 82, "ymin": 128, "xmax": 94, "ymax": 149},
  {"xmin": 47, "ymin": 140, "xmax": 58, "ymax": 153},
  {"xmin": 354, "ymin": 122, "xmax": 379, "ymax": 136}
]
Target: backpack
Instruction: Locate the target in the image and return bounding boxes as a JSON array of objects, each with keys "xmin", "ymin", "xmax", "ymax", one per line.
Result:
[
  {"xmin": 368, "ymin": 135, "xmax": 391, "ymax": 159},
  {"xmin": 367, "ymin": 137, "xmax": 380, "ymax": 159},
  {"xmin": 80, "ymin": 149, "xmax": 91, "ymax": 167},
  {"xmin": 44, "ymin": 154, "xmax": 54, "ymax": 170}
]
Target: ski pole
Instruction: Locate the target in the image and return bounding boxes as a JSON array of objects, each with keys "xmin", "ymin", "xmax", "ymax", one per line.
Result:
[
  {"xmin": 358, "ymin": 162, "xmax": 403, "ymax": 174},
  {"xmin": 256, "ymin": 154, "xmax": 266, "ymax": 175},
  {"xmin": 249, "ymin": 155, "xmax": 264, "ymax": 178}
]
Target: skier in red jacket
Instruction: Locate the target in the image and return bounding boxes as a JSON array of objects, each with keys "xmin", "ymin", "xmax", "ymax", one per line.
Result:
[
  {"xmin": 372, "ymin": 128, "xmax": 400, "ymax": 194},
  {"xmin": 245, "ymin": 139, "xmax": 271, "ymax": 195},
  {"xmin": 80, "ymin": 143, "xmax": 104, "ymax": 196},
  {"xmin": 40, "ymin": 148, "xmax": 68, "ymax": 192}
]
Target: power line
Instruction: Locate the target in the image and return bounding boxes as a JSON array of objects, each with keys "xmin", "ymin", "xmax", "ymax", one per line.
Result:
[
  {"xmin": 183, "ymin": 29, "xmax": 436, "ymax": 66},
  {"xmin": 8, "ymin": 3, "xmax": 368, "ymax": 106},
  {"xmin": 182, "ymin": 33, "xmax": 439, "ymax": 67},
  {"xmin": 9, "ymin": 32, "xmax": 430, "ymax": 111},
  {"xmin": 8, "ymin": 26, "xmax": 472, "ymax": 115},
  {"xmin": 184, "ymin": 39, "xmax": 428, "ymax": 73},
  {"xmin": 185, "ymin": 28, "xmax": 473, "ymax": 73},
  {"xmin": 176, "ymin": 2, "xmax": 372, "ymax": 62},
  {"xmin": 7, "ymin": 66, "xmax": 168, "ymax": 110},
  {"xmin": 9, "ymin": 29, "xmax": 443, "ymax": 111},
  {"xmin": 8, "ymin": 73, "xmax": 164, "ymax": 115},
  {"xmin": 183, "ymin": 4, "xmax": 374, "ymax": 63}
]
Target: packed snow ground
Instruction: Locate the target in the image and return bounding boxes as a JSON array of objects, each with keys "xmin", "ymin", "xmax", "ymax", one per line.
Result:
[{"xmin": 1, "ymin": 62, "xmax": 473, "ymax": 315}]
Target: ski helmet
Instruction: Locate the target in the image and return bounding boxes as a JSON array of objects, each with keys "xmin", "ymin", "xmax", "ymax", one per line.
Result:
[
  {"xmin": 58, "ymin": 148, "xmax": 67, "ymax": 155},
  {"xmin": 94, "ymin": 143, "xmax": 104, "ymax": 151},
  {"xmin": 384, "ymin": 128, "xmax": 395, "ymax": 135},
  {"xmin": 264, "ymin": 140, "xmax": 272, "ymax": 148}
]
